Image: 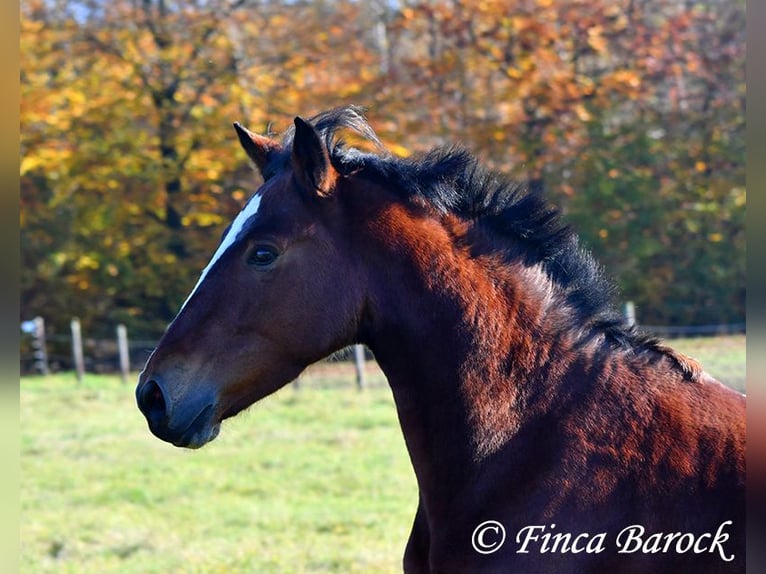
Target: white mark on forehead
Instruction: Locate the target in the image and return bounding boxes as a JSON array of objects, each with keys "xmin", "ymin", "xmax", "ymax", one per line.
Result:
[{"xmin": 177, "ymin": 193, "xmax": 263, "ymax": 313}]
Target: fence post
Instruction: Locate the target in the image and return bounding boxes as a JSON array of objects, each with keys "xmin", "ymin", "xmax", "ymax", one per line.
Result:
[
  {"xmin": 353, "ymin": 344, "xmax": 366, "ymax": 390},
  {"xmin": 32, "ymin": 316, "xmax": 49, "ymax": 376},
  {"xmin": 117, "ymin": 324, "xmax": 130, "ymax": 384},
  {"xmin": 70, "ymin": 318, "xmax": 85, "ymax": 383},
  {"xmin": 623, "ymin": 301, "xmax": 636, "ymax": 327}
]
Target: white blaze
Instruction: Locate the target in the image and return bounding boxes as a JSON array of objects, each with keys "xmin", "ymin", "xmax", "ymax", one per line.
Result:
[{"xmin": 177, "ymin": 193, "xmax": 263, "ymax": 313}]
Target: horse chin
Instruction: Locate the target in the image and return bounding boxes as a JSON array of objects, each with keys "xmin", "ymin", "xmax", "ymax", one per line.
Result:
[
  {"xmin": 219, "ymin": 376, "xmax": 292, "ymax": 422},
  {"xmin": 174, "ymin": 421, "xmax": 221, "ymax": 450},
  {"xmin": 165, "ymin": 403, "xmax": 221, "ymax": 449}
]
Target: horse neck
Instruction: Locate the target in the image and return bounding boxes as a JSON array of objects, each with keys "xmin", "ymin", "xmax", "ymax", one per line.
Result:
[{"xmin": 356, "ymin": 201, "xmax": 578, "ymax": 508}]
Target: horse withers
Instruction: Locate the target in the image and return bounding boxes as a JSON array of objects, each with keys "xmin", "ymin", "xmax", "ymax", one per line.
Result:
[{"xmin": 136, "ymin": 107, "xmax": 745, "ymax": 573}]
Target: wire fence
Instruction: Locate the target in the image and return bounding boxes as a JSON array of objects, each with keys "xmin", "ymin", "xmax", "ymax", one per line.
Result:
[
  {"xmin": 19, "ymin": 312, "xmax": 746, "ymax": 382},
  {"xmin": 19, "ymin": 316, "xmax": 371, "ymax": 388}
]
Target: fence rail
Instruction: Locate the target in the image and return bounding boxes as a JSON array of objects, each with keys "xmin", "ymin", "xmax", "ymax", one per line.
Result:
[{"xmin": 637, "ymin": 323, "xmax": 746, "ymax": 337}]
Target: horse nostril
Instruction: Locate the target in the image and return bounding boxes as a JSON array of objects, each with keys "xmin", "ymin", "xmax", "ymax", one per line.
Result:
[{"xmin": 138, "ymin": 379, "xmax": 167, "ymax": 422}]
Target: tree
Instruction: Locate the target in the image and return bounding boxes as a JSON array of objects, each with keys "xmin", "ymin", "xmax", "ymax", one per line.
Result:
[{"xmin": 20, "ymin": 0, "xmax": 745, "ymax": 345}]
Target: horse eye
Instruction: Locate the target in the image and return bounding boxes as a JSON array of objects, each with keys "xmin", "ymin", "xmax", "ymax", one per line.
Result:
[{"xmin": 247, "ymin": 246, "xmax": 279, "ymax": 268}]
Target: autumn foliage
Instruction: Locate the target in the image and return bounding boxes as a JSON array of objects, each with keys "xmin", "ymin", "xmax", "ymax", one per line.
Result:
[{"xmin": 20, "ymin": 0, "xmax": 745, "ymax": 339}]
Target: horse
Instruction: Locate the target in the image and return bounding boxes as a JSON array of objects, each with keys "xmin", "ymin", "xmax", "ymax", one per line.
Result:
[{"xmin": 136, "ymin": 106, "xmax": 745, "ymax": 573}]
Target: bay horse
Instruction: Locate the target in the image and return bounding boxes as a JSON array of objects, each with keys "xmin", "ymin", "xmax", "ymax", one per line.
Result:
[{"xmin": 136, "ymin": 106, "xmax": 745, "ymax": 573}]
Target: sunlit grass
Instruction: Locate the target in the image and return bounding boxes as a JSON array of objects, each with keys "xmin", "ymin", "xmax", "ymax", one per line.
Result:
[
  {"xmin": 21, "ymin": 372, "xmax": 416, "ymax": 573},
  {"xmin": 664, "ymin": 334, "xmax": 746, "ymax": 392},
  {"xmin": 20, "ymin": 335, "xmax": 744, "ymax": 572}
]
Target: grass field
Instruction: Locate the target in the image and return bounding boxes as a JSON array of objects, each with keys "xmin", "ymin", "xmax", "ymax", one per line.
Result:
[
  {"xmin": 20, "ymin": 335, "xmax": 745, "ymax": 573},
  {"xmin": 665, "ymin": 334, "xmax": 746, "ymax": 392}
]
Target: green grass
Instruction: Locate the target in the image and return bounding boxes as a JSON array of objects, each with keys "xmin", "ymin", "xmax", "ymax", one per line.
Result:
[
  {"xmin": 21, "ymin": 373, "xmax": 416, "ymax": 573},
  {"xmin": 664, "ymin": 334, "xmax": 746, "ymax": 392},
  {"xmin": 20, "ymin": 336, "xmax": 745, "ymax": 573}
]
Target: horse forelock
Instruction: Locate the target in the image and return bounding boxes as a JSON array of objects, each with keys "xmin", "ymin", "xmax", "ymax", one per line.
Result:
[{"xmin": 281, "ymin": 105, "xmax": 385, "ymax": 159}]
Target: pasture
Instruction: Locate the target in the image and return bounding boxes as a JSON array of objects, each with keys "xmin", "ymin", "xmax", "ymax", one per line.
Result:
[{"xmin": 20, "ymin": 335, "xmax": 745, "ymax": 573}]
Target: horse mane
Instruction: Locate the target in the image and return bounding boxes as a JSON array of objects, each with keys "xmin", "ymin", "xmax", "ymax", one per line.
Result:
[{"xmin": 277, "ymin": 106, "xmax": 700, "ymax": 379}]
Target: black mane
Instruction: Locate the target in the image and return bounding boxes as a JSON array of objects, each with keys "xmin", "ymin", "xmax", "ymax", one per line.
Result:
[{"xmin": 283, "ymin": 107, "xmax": 663, "ymax": 353}]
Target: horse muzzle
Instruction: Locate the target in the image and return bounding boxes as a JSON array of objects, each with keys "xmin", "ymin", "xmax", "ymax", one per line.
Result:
[{"xmin": 136, "ymin": 377, "xmax": 220, "ymax": 449}]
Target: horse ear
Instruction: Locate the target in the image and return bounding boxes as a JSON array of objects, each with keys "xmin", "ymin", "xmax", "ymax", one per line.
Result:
[
  {"xmin": 291, "ymin": 116, "xmax": 337, "ymax": 197},
  {"xmin": 233, "ymin": 122, "xmax": 282, "ymax": 179}
]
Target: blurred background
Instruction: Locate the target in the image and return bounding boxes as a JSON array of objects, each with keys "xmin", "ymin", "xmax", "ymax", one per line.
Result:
[{"xmin": 20, "ymin": 0, "xmax": 744, "ymax": 361}]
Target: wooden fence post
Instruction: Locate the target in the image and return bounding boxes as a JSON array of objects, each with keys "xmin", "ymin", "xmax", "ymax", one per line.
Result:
[
  {"xmin": 353, "ymin": 344, "xmax": 366, "ymax": 390},
  {"xmin": 624, "ymin": 301, "xmax": 636, "ymax": 327},
  {"xmin": 32, "ymin": 316, "xmax": 49, "ymax": 376},
  {"xmin": 70, "ymin": 318, "xmax": 85, "ymax": 383},
  {"xmin": 117, "ymin": 324, "xmax": 130, "ymax": 384}
]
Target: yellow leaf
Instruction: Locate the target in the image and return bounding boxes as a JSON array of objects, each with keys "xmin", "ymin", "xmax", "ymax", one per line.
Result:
[
  {"xmin": 194, "ymin": 213, "xmax": 224, "ymax": 227},
  {"xmin": 587, "ymin": 26, "xmax": 607, "ymax": 53},
  {"xmin": 20, "ymin": 155, "xmax": 42, "ymax": 174},
  {"xmin": 613, "ymin": 70, "xmax": 641, "ymax": 89},
  {"xmin": 75, "ymin": 255, "xmax": 100, "ymax": 271},
  {"xmin": 575, "ymin": 104, "xmax": 592, "ymax": 122},
  {"xmin": 588, "ymin": 35, "xmax": 607, "ymax": 53},
  {"xmin": 118, "ymin": 242, "xmax": 131, "ymax": 257},
  {"xmin": 387, "ymin": 143, "xmax": 411, "ymax": 157},
  {"xmin": 731, "ymin": 188, "xmax": 746, "ymax": 207}
]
